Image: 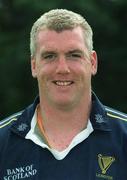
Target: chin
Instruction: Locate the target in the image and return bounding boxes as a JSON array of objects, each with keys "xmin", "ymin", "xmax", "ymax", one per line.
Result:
[{"xmin": 52, "ymin": 98, "xmax": 77, "ymax": 110}]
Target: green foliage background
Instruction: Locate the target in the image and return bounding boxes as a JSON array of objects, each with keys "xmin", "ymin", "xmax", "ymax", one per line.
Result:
[{"xmin": 0, "ymin": 0, "xmax": 127, "ymax": 119}]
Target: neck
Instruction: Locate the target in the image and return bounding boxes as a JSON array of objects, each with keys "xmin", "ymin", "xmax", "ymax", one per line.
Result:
[
  {"xmin": 38, "ymin": 92, "xmax": 92, "ymax": 151},
  {"xmin": 39, "ymin": 92, "xmax": 91, "ymax": 132}
]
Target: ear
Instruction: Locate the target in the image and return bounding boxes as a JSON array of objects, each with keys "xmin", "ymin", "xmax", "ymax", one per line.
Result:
[
  {"xmin": 91, "ymin": 50, "xmax": 98, "ymax": 76},
  {"xmin": 31, "ymin": 56, "xmax": 37, "ymax": 78}
]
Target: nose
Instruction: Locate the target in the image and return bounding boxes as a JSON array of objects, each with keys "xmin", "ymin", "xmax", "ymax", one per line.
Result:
[{"xmin": 56, "ymin": 56, "xmax": 70, "ymax": 74}]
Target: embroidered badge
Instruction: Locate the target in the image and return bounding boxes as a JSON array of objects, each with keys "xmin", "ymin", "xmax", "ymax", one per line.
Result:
[
  {"xmin": 95, "ymin": 114, "xmax": 104, "ymax": 123},
  {"xmin": 17, "ymin": 123, "xmax": 28, "ymax": 131},
  {"xmin": 98, "ymin": 154, "xmax": 115, "ymax": 174}
]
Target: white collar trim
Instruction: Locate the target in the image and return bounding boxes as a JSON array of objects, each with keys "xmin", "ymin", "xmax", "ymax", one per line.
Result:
[{"xmin": 25, "ymin": 109, "xmax": 94, "ymax": 160}]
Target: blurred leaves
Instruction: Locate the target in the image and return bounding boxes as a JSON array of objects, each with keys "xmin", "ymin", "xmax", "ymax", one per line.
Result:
[{"xmin": 0, "ymin": 0, "xmax": 127, "ymax": 118}]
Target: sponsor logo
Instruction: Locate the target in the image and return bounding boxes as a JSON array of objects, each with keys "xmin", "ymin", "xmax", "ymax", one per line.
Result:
[
  {"xmin": 96, "ymin": 154, "xmax": 115, "ymax": 180},
  {"xmin": 3, "ymin": 164, "xmax": 37, "ymax": 180}
]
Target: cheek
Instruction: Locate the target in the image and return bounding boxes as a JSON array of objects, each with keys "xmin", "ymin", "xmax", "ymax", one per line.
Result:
[
  {"xmin": 37, "ymin": 65, "xmax": 54, "ymax": 83},
  {"xmin": 82, "ymin": 61, "xmax": 94, "ymax": 77},
  {"xmin": 35, "ymin": 61, "xmax": 47, "ymax": 75},
  {"xmin": 71, "ymin": 62, "xmax": 90, "ymax": 76},
  {"xmin": 74, "ymin": 65, "xmax": 92, "ymax": 86}
]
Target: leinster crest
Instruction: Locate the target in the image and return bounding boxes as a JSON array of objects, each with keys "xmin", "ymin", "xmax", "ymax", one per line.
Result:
[{"xmin": 98, "ymin": 154, "xmax": 115, "ymax": 174}]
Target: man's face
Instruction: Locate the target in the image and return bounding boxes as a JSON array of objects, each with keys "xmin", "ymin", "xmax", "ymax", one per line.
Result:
[{"xmin": 31, "ymin": 26, "xmax": 97, "ymax": 110}]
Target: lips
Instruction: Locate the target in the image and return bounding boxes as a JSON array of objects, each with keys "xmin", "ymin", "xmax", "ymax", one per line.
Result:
[{"xmin": 53, "ymin": 81, "xmax": 74, "ymax": 86}]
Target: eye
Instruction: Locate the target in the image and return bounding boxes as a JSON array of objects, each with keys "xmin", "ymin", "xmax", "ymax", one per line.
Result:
[
  {"xmin": 71, "ymin": 53, "xmax": 82, "ymax": 58},
  {"xmin": 42, "ymin": 53, "xmax": 57, "ymax": 61},
  {"xmin": 44, "ymin": 54, "xmax": 54, "ymax": 59},
  {"xmin": 67, "ymin": 52, "xmax": 82, "ymax": 60}
]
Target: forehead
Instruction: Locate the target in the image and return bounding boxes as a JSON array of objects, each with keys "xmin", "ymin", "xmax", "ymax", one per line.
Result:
[{"xmin": 36, "ymin": 27, "xmax": 87, "ymax": 51}]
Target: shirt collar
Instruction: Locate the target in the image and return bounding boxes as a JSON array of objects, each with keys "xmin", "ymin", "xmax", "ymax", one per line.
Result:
[
  {"xmin": 90, "ymin": 92, "xmax": 111, "ymax": 131},
  {"xmin": 11, "ymin": 92, "xmax": 111, "ymax": 137},
  {"xmin": 11, "ymin": 96, "xmax": 40, "ymax": 137}
]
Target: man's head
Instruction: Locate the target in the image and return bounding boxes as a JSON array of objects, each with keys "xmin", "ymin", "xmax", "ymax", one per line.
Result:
[
  {"xmin": 30, "ymin": 9, "xmax": 93, "ymax": 57},
  {"xmin": 30, "ymin": 9, "xmax": 97, "ymax": 110}
]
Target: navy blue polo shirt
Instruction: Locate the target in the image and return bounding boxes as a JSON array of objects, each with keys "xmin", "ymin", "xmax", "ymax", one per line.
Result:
[{"xmin": 0, "ymin": 93, "xmax": 127, "ymax": 180}]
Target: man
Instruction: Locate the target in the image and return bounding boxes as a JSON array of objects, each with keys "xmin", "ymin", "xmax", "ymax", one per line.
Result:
[{"xmin": 0, "ymin": 9, "xmax": 127, "ymax": 180}]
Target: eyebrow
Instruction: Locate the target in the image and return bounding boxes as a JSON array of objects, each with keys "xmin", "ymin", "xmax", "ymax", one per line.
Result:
[
  {"xmin": 40, "ymin": 51, "xmax": 56, "ymax": 56},
  {"xmin": 67, "ymin": 49, "xmax": 84, "ymax": 54}
]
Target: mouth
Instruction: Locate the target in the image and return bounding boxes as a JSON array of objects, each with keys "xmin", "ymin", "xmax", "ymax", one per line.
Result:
[{"xmin": 53, "ymin": 81, "xmax": 74, "ymax": 86}]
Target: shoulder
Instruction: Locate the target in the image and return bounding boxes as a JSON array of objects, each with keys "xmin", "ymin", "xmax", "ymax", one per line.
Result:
[
  {"xmin": 105, "ymin": 106, "xmax": 127, "ymax": 123},
  {"xmin": 105, "ymin": 106, "xmax": 127, "ymax": 133},
  {"xmin": 0, "ymin": 111, "xmax": 23, "ymax": 155},
  {"xmin": 0, "ymin": 111, "xmax": 22, "ymax": 131},
  {"xmin": 105, "ymin": 106, "xmax": 127, "ymax": 155}
]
